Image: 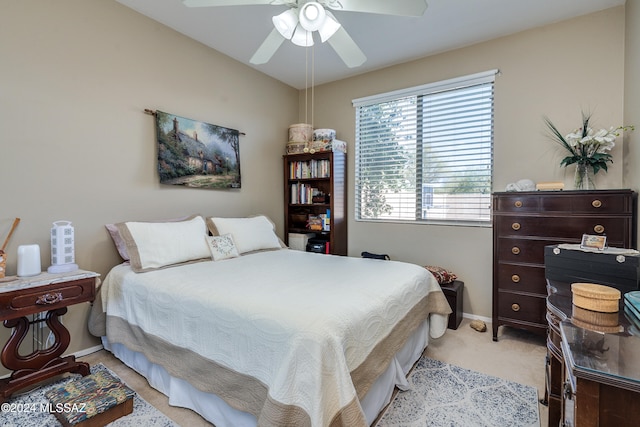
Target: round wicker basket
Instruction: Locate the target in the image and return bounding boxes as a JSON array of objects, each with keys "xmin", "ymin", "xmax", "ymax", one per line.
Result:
[
  {"xmin": 572, "ymin": 304, "xmax": 619, "ymax": 327},
  {"xmin": 571, "ymin": 317, "xmax": 623, "ymax": 334},
  {"xmin": 571, "ymin": 282, "xmax": 620, "ymax": 313}
]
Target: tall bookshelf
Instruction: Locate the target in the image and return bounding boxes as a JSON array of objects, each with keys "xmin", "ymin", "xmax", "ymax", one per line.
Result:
[{"xmin": 283, "ymin": 151, "xmax": 347, "ymax": 255}]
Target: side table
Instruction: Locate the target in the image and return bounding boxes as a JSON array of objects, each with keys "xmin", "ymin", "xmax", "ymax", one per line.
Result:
[
  {"xmin": 0, "ymin": 270, "xmax": 99, "ymax": 402},
  {"xmin": 440, "ymin": 280, "xmax": 463, "ymax": 330}
]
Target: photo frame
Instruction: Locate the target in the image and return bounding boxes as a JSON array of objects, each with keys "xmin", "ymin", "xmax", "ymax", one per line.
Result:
[
  {"xmin": 580, "ymin": 234, "xmax": 607, "ymax": 250},
  {"xmin": 156, "ymin": 111, "xmax": 241, "ymax": 189}
]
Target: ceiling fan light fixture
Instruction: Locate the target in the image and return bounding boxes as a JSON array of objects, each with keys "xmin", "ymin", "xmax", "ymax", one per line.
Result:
[
  {"xmin": 291, "ymin": 25, "xmax": 314, "ymax": 47},
  {"xmin": 272, "ymin": 9, "xmax": 298, "ymax": 39},
  {"xmin": 318, "ymin": 11, "xmax": 341, "ymax": 42},
  {"xmin": 299, "ymin": 2, "xmax": 326, "ymax": 32}
]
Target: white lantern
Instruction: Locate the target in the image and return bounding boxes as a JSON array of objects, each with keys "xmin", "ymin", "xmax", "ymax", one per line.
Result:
[{"xmin": 47, "ymin": 220, "xmax": 78, "ymax": 273}]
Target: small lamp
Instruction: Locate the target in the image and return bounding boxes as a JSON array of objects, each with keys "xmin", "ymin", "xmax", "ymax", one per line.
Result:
[
  {"xmin": 318, "ymin": 11, "xmax": 341, "ymax": 42},
  {"xmin": 272, "ymin": 9, "xmax": 298, "ymax": 39},
  {"xmin": 299, "ymin": 2, "xmax": 326, "ymax": 32},
  {"xmin": 48, "ymin": 220, "xmax": 78, "ymax": 274},
  {"xmin": 291, "ymin": 25, "xmax": 314, "ymax": 47}
]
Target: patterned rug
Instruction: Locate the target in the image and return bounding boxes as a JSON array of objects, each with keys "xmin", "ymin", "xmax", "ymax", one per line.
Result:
[
  {"xmin": 376, "ymin": 357, "xmax": 540, "ymax": 427},
  {"xmin": 1, "ymin": 364, "xmax": 178, "ymax": 427}
]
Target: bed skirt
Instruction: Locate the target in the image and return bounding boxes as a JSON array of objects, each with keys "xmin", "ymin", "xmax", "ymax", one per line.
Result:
[{"xmin": 101, "ymin": 317, "xmax": 431, "ymax": 427}]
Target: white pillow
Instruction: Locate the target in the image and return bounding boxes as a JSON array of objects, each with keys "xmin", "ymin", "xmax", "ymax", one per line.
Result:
[
  {"xmin": 117, "ymin": 215, "xmax": 210, "ymax": 272},
  {"xmin": 207, "ymin": 215, "xmax": 282, "ymax": 254},
  {"xmin": 205, "ymin": 234, "xmax": 240, "ymax": 261}
]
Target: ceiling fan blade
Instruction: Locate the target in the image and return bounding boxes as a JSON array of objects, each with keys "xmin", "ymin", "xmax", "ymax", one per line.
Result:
[
  {"xmin": 250, "ymin": 28, "xmax": 285, "ymax": 64},
  {"xmin": 327, "ymin": 27, "xmax": 366, "ymax": 68},
  {"xmin": 324, "ymin": 0, "xmax": 428, "ymax": 17},
  {"xmin": 183, "ymin": 0, "xmax": 289, "ymax": 7}
]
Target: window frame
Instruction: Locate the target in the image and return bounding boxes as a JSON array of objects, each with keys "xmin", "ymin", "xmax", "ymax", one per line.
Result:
[{"xmin": 352, "ymin": 69, "xmax": 498, "ymax": 227}]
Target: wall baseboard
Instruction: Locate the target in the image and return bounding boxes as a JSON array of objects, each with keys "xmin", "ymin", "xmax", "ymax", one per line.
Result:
[{"xmin": 462, "ymin": 312, "xmax": 491, "ymax": 324}]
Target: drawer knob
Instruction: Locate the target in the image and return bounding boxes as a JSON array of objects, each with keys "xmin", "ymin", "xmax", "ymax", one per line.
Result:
[
  {"xmin": 594, "ymin": 224, "xmax": 605, "ymax": 234},
  {"xmin": 592, "ymin": 199, "xmax": 602, "ymax": 208},
  {"xmin": 514, "ymin": 200, "xmax": 523, "ymax": 208},
  {"xmin": 511, "ymin": 303, "xmax": 521, "ymax": 312},
  {"xmin": 36, "ymin": 292, "xmax": 63, "ymax": 305},
  {"xmin": 511, "ymin": 246, "xmax": 520, "ymax": 255},
  {"xmin": 511, "ymin": 222, "xmax": 521, "ymax": 231},
  {"xmin": 511, "ymin": 274, "xmax": 520, "ymax": 283}
]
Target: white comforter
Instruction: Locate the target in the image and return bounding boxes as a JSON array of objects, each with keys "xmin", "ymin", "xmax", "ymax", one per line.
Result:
[{"xmin": 98, "ymin": 249, "xmax": 449, "ymax": 426}]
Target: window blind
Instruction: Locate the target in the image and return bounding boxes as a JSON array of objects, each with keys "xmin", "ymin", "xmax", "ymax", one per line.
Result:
[{"xmin": 353, "ymin": 70, "xmax": 497, "ymax": 226}]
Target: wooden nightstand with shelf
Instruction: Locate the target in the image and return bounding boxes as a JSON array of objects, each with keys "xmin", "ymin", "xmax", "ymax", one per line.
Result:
[
  {"xmin": 284, "ymin": 151, "xmax": 347, "ymax": 255},
  {"xmin": 0, "ymin": 270, "xmax": 99, "ymax": 402}
]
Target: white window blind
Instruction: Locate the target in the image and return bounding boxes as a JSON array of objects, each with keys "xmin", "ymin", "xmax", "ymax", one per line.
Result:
[{"xmin": 353, "ymin": 70, "xmax": 497, "ymax": 226}]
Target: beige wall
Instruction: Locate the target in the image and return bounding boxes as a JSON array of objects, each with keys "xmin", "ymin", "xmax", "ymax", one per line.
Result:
[
  {"xmin": 0, "ymin": 0, "xmax": 297, "ymax": 374},
  {"xmin": 625, "ymin": 1, "xmax": 640, "ymax": 197},
  {"xmin": 310, "ymin": 7, "xmax": 627, "ymax": 320}
]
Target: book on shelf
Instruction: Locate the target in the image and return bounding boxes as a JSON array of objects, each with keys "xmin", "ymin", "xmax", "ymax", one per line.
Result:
[
  {"xmin": 289, "ymin": 159, "xmax": 331, "ymax": 179},
  {"xmin": 291, "ymin": 184, "xmax": 326, "ymax": 205}
]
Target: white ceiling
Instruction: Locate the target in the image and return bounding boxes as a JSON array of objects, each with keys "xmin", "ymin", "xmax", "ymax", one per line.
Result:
[{"xmin": 116, "ymin": 0, "xmax": 625, "ymax": 89}]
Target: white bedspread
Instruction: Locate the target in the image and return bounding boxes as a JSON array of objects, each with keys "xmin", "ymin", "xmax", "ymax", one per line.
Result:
[{"xmin": 97, "ymin": 249, "xmax": 449, "ymax": 426}]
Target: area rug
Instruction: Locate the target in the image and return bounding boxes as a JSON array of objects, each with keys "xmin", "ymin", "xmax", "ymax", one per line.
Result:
[
  {"xmin": 376, "ymin": 357, "xmax": 540, "ymax": 427},
  {"xmin": 1, "ymin": 364, "xmax": 178, "ymax": 427}
]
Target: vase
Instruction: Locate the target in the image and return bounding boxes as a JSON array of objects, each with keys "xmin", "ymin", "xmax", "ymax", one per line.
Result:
[{"xmin": 574, "ymin": 161, "xmax": 595, "ymax": 190}]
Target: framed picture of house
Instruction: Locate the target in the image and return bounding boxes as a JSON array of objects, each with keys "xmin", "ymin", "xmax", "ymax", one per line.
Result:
[{"xmin": 156, "ymin": 111, "xmax": 241, "ymax": 189}]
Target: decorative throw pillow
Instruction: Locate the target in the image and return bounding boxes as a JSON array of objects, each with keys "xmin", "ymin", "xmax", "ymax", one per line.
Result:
[
  {"xmin": 206, "ymin": 234, "xmax": 240, "ymax": 261},
  {"xmin": 425, "ymin": 265, "xmax": 458, "ymax": 285}
]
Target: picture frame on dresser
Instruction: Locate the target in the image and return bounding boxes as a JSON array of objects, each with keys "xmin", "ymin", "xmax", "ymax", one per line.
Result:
[{"xmin": 491, "ymin": 189, "xmax": 637, "ymax": 342}]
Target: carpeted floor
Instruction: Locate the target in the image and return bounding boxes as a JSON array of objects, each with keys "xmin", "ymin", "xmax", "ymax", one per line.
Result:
[
  {"xmin": 376, "ymin": 357, "xmax": 539, "ymax": 426},
  {"xmin": 1, "ymin": 364, "xmax": 178, "ymax": 427}
]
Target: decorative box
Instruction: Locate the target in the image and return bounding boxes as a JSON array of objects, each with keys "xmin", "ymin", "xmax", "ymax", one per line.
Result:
[
  {"xmin": 45, "ymin": 370, "xmax": 135, "ymax": 427},
  {"xmin": 571, "ymin": 282, "xmax": 621, "ymax": 313}
]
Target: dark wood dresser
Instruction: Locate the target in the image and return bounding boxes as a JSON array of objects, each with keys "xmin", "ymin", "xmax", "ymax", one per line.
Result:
[{"xmin": 492, "ymin": 189, "xmax": 637, "ymax": 342}]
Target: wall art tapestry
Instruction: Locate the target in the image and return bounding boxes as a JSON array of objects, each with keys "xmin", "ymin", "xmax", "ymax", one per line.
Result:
[{"xmin": 156, "ymin": 111, "xmax": 241, "ymax": 189}]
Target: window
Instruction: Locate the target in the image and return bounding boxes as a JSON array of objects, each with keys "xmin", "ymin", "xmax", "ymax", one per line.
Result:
[{"xmin": 353, "ymin": 70, "xmax": 497, "ymax": 226}]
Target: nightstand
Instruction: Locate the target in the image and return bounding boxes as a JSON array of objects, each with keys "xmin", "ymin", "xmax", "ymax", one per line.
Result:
[{"xmin": 0, "ymin": 270, "xmax": 99, "ymax": 402}]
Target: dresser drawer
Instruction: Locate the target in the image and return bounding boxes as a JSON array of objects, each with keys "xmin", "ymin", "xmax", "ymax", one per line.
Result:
[
  {"xmin": 497, "ymin": 291, "xmax": 547, "ymax": 325},
  {"xmin": 496, "ymin": 263, "xmax": 546, "ymax": 295},
  {"xmin": 496, "ymin": 238, "xmax": 564, "ymax": 264},
  {"xmin": 0, "ymin": 278, "xmax": 95, "ymax": 320},
  {"xmin": 494, "ymin": 215, "xmax": 628, "ymax": 243},
  {"xmin": 540, "ymin": 193, "xmax": 633, "ymax": 214},
  {"xmin": 493, "ymin": 194, "xmax": 540, "ymax": 213}
]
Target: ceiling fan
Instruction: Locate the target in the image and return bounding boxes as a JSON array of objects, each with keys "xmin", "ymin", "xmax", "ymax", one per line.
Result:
[{"xmin": 182, "ymin": 0, "xmax": 428, "ymax": 68}]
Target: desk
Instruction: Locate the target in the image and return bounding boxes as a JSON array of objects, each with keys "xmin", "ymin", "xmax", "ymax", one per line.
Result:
[
  {"xmin": 544, "ymin": 280, "xmax": 640, "ymax": 426},
  {"xmin": 0, "ymin": 270, "xmax": 99, "ymax": 402},
  {"xmin": 560, "ymin": 321, "xmax": 640, "ymax": 426}
]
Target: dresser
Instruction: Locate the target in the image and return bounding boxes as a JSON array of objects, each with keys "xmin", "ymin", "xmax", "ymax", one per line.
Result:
[{"xmin": 492, "ymin": 189, "xmax": 637, "ymax": 342}]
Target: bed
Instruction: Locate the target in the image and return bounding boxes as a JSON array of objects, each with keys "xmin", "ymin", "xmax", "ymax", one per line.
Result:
[{"xmin": 89, "ymin": 215, "xmax": 451, "ymax": 427}]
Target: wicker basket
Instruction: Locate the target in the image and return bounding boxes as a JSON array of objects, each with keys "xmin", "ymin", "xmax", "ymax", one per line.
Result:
[
  {"xmin": 571, "ymin": 317, "xmax": 623, "ymax": 334},
  {"xmin": 0, "ymin": 249, "xmax": 5, "ymax": 279},
  {"xmin": 572, "ymin": 304, "xmax": 619, "ymax": 327},
  {"xmin": 571, "ymin": 282, "xmax": 620, "ymax": 313}
]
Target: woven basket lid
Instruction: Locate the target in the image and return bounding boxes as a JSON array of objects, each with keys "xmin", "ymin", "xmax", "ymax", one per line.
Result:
[{"xmin": 571, "ymin": 283, "xmax": 620, "ymax": 313}]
